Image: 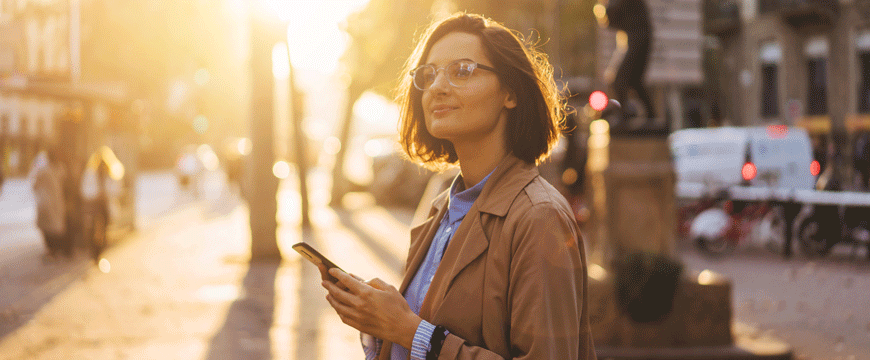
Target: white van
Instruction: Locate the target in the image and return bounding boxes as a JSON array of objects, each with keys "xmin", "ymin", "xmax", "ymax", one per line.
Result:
[{"xmin": 669, "ymin": 126, "xmax": 815, "ymax": 195}]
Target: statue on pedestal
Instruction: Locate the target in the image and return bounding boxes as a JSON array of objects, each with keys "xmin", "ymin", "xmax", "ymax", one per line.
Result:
[{"xmin": 601, "ymin": 0, "xmax": 664, "ymax": 135}]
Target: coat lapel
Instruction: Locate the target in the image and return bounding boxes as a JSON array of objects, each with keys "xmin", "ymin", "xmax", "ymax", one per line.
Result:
[
  {"xmin": 419, "ymin": 208, "xmax": 489, "ymax": 319},
  {"xmin": 400, "ymin": 192, "xmax": 448, "ymax": 294}
]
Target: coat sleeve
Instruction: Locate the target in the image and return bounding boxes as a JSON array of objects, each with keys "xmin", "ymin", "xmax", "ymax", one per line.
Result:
[{"xmin": 437, "ymin": 204, "xmax": 588, "ymax": 359}]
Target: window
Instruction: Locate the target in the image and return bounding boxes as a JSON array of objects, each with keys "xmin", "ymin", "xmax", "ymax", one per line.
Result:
[
  {"xmin": 857, "ymin": 30, "xmax": 870, "ymax": 113},
  {"xmin": 805, "ymin": 36, "xmax": 828, "ymax": 116},
  {"xmin": 761, "ymin": 64, "xmax": 779, "ymax": 117},
  {"xmin": 760, "ymin": 41, "xmax": 781, "ymax": 118},
  {"xmin": 806, "ymin": 58, "xmax": 828, "ymax": 115},
  {"xmin": 860, "ymin": 53, "xmax": 870, "ymax": 113}
]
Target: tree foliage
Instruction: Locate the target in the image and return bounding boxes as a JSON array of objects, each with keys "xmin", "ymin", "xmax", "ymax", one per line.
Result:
[{"xmin": 341, "ymin": 0, "xmax": 437, "ymax": 97}]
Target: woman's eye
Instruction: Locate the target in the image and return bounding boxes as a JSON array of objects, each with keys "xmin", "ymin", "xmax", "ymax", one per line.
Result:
[{"xmin": 454, "ymin": 65, "xmax": 473, "ymax": 78}]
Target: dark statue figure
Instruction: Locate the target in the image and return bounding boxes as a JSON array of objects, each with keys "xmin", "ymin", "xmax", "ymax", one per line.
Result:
[{"xmin": 604, "ymin": 0, "xmax": 662, "ymax": 135}]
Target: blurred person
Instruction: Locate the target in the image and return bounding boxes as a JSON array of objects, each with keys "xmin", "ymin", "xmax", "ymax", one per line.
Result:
[
  {"xmin": 319, "ymin": 13, "xmax": 595, "ymax": 359},
  {"xmin": 30, "ymin": 146, "xmax": 70, "ymax": 258}
]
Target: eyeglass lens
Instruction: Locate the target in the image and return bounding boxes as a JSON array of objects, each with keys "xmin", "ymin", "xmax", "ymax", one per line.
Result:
[{"xmin": 413, "ymin": 61, "xmax": 476, "ymax": 90}]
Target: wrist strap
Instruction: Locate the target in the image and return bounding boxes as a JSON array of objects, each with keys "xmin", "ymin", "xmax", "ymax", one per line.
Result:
[{"xmin": 426, "ymin": 325, "xmax": 449, "ymax": 360}]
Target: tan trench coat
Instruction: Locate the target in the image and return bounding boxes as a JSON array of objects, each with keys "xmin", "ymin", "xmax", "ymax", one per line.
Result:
[{"xmin": 378, "ymin": 154, "xmax": 596, "ymax": 360}]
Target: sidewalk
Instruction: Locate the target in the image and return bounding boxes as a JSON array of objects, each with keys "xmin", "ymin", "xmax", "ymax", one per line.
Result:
[{"xmin": 0, "ymin": 185, "xmax": 414, "ymax": 359}]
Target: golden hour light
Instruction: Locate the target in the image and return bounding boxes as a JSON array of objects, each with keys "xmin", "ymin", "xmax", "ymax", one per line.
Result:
[
  {"xmin": 273, "ymin": 160, "xmax": 291, "ymax": 179},
  {"xmin": 258, "ymin": 0, "xmax": 369, "ymax": 73},
  {"xmin": 2, "ymin": 1, "xmax": 866, "ymax": 359}
]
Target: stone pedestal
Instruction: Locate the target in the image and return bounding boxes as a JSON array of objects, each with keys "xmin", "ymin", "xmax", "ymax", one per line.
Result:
[
  {"xmin": 585, "ymin": 132, "xmax": 676, "ymax": 266},
  {"xmin": 585, "ymin": 131, "xmax": 792, "ymax": 358},
  {"xmin": 589, "ymin": 271, "xmax": 732, "ymax": 348}
]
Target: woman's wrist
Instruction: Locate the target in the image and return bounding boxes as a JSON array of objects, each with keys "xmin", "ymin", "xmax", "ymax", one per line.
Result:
[{"xmin": 399, "ymin": 314, "xmax": 423, "ymax": 349}]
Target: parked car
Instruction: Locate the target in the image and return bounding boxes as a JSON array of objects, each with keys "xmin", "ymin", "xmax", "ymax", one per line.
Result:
[
  {"xmin": 670, "ymin": 126, "xmax": 815, "ymax": 192},
  {"xmin": 366, "ymin": 137, "xmax": 434, "ymax": 208}
]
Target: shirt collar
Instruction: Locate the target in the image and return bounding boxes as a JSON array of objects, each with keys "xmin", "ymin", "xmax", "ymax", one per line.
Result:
[{"xmin": 445, "ymin": 169, "xmax": 494, "ymax": 224}]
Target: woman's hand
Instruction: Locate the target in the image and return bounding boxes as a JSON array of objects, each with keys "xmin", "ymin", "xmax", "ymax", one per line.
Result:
[{"xmin": 321, "ymin": 268, "xmax": 422, "ymax": 349}]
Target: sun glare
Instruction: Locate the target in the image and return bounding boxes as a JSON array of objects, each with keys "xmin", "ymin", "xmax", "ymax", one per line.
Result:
[{"xmin": 262, "ymin": 0, "xmax": 369, "ymax": 74}]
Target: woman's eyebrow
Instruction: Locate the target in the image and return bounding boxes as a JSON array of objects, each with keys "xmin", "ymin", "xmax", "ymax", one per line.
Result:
[{"xmin": 423, "ymin": 58, "xmax": 476, "ymax": 66}]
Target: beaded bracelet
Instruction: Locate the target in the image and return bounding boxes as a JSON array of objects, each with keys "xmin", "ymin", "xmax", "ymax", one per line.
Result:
[{"xmin": 426, "ymin": 325, "xmax": 449, "ymax": 360}]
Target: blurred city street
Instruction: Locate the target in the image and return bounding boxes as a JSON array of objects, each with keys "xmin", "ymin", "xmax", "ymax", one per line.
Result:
[{"xmin": 0, "ymin": 168, "xmax": 868, "ymax": 359}]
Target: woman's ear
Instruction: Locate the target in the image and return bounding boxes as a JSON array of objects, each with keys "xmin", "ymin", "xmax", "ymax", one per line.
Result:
[{"xmin": 504, "ymin": 89, "xmax": 517, "ymax": 109}]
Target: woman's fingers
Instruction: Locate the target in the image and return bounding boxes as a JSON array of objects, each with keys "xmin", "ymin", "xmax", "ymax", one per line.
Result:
[
  {"xmin": 366, "ymin": 278, "xmax": 394, "ymax": 291},
  {"xmin": 329, "ymin": 268, "xmax": 368, "ymax": 294},
  {"xmin": 322, "ymin": 280, "xmax": 361, "ymax": 307},
  {"xmin": 326, "ymin": 294, "xmax": 361, "ymax": 328}
]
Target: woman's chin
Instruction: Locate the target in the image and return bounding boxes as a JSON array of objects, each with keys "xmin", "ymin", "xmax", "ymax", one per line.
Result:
[{"xmin": 426, "ymin": 124, "xmax": 460, "ymax": 141}]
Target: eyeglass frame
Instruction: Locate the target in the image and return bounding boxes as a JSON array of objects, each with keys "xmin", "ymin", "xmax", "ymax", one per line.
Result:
[{"xmin": 409, "ymin": 59, "xmax": 500, "ymax": 91}]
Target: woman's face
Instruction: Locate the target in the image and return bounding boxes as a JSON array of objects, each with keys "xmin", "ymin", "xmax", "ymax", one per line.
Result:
[{"xmin": 421, "ymin": 32, "xmax": 516, "ymax": 145}]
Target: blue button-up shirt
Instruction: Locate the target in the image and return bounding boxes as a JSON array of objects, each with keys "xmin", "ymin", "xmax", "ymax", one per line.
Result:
[{"xmin": 383, "ymin": 171, "xmax": 491, "ymax": 360}]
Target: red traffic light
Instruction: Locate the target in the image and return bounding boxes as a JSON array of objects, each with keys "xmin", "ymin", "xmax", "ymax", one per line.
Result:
[
  {"xmin": 589, "ymin": 91, "xmax": 608, "ymax": 112},
  {"xmin": 741, "ymin": 162, "xmax": 757, "ymax": 181}
]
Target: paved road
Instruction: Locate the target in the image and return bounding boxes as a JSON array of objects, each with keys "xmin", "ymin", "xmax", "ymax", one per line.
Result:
[{"xmin": 680, "ymin": 242, "xmax": 870, "ymax": 360}]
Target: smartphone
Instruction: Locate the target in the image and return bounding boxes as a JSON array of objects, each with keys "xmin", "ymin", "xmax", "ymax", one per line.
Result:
[{"xmin": 292, "ymin": 242, "xmax": 343, "ymax": 282}]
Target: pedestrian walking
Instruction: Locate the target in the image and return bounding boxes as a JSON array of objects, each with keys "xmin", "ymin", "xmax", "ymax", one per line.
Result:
[
  {"xmin": 319, "ymin": 13, "xmax": 595, "ymax": 359},
  {"xmin": 30, "ymin": 146, "xmax": 70, "ymax": 258}
]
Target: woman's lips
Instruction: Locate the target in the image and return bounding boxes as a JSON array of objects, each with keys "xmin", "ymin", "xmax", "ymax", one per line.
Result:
[{"xmin": 432, "ymin": 106, "xmax": 457, "ymax": 117}]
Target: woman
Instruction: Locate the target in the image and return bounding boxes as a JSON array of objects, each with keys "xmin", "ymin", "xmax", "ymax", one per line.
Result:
[{"xmin": 321, "ymin": 13, "xmax": 595, "ymax": 359}]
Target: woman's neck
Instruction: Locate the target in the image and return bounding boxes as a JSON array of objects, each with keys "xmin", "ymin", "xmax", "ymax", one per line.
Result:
[{"xmin": 454, "ymin": 138, "xmax": 507, "ymax": 190}]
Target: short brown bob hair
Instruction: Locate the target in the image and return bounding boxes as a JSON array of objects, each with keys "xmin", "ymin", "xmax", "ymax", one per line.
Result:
[{"xmin": 396, "ymin": 13, "xmax": 566, "ymax": 171}]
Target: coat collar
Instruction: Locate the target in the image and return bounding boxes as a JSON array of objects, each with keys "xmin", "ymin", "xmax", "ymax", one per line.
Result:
[{"xmin": 430, "ymin": 153, "xmax": 539, "ymax": 217}]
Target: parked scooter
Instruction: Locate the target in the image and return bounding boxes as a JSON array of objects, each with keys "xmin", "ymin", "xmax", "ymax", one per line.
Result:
[{"xmin": 690, "ymin": 198, "xmax": 786, "ymax": 256}]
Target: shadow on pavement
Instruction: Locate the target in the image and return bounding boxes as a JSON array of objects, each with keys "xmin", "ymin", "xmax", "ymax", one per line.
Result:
[
  {"xmin": 294, "ymin": 226, "xmax": 329, "ymax": 360},
  {"xmin": 0, "ymin": 253, "xmax": 91, "ymax": 339},
  {"xmin": 334, "ymin": 209, "xmax": 404, "ymax": 275},
  {"xmin": 204, "ymin": 260, "xmax": 279, "ymax": 360}
]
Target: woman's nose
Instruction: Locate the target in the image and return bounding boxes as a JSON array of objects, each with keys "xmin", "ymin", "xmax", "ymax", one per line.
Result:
[{"xmin": 428, "ymin": 70, "xmax": 451, "ymax": 93}]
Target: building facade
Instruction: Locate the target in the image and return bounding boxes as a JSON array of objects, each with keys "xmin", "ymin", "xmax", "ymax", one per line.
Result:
[
  {"xmin": 706, "ymin": 0, "xmax": 870, "ymax": 187},
  {"xmin": 0, "ymin": 0, "xmax": 76, "ymax": 176}
]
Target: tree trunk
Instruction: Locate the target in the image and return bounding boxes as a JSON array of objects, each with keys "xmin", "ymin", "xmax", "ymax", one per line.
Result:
[
  {"xmin": 289, "ymin": 61, "xmax": 311, "ymax": 228},
  {"xmin": 247, "ymin": 14, "xmax": 281, "ymax": 261},
  {"xmin": 329, "ymin": 84, "xmax": 365, "ymax": 207}
]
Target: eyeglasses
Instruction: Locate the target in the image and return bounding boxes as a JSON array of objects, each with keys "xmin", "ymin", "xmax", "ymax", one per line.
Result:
[{"xmin": 410, "ymin": 59, "xmax": 498, "ymax": 91}]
